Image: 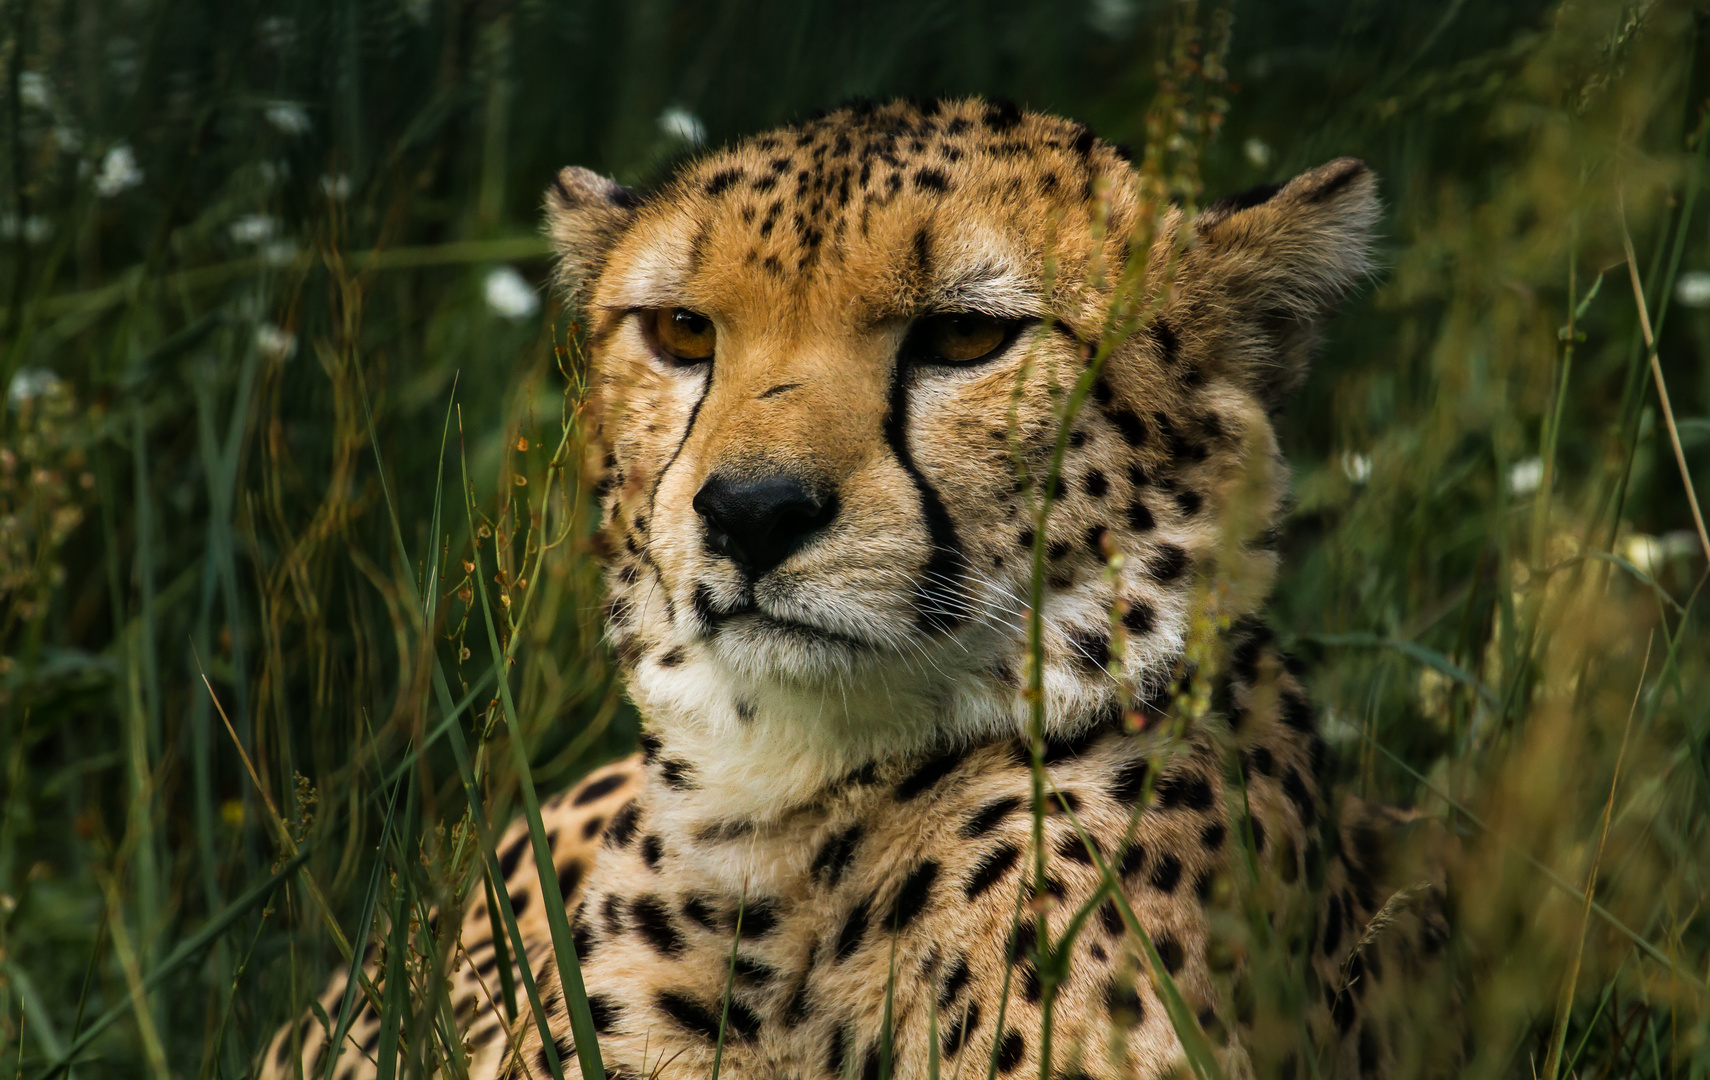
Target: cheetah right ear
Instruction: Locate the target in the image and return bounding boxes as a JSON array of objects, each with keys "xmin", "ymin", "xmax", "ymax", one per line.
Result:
[
  {"xmin": 1161, "ymin": 158, "xmax": 1380, "ymax": 409},
  {"xmin": 544, "ymin": 166, "xmax": 642, "ymax": 304}
]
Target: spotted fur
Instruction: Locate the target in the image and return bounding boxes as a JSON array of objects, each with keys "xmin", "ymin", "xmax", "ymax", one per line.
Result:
[{"xmin": 261, "ymin": 98, "xmax": 1452, "ymax": 1080}]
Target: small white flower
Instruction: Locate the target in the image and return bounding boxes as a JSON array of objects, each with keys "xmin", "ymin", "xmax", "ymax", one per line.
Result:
[
  {"xmin": 1339, "ymin": 451, "xmax": 1371, "ymax": 485},
  {"xmin": 255, "ymin": 324, "xmax": 297, "ymax": 360},
  {"xmin": 18, "ymin": 72, "xmax": 50, "ymax": 110},
  {"xmin": 1619, "ymin": 533, "xmax": 1665, "ymax": 574},
  {"xmin": 1243, "ymin": 138, "xmax": 1273, "ymax": 169},
  {"xmin": 484, "ymin": 266, "xmax": 539, "ymax": 320},
  {"xmin": 265, "ymin": 101, "xmax": 311, "ymax": 136},
  {"xmin": 258, "ymin": 16, "xmax": 297, "ymax": 50},
  {"xmin": 1, "ymin": 215, "xmax": 52, "ymax": 244},
  {"xmin": 261, "ymin": 240, "xmax": 299, "ymax": 267},
  {"xmin": 228, "ymin": 214, "xmax": 278, "ymax": 245},
  {"xmin": 657, "ymin": 106, "xmax": 707, "ymax": 145},
  {"xmin": 320, "ymin": 173, "xmax": 351, "ymax": 200},
  {"xmin": 1507, "ymin": 457, "xmax": 1544, "ymax": 496},
  {"xmin": 1674, "ymin": 270, "xmax": 1710, "ymax": 309},
  {"xmin": 1087, "ymin": 0, "xmax": 1136, "ymax": 36},
  {"xmin": 93, "ymin": 143, "xmax": 143, "ymax": 197},
  {"xmin": 54, "ymin": 125, "xmax": 81, "ymax": 152},
  {"xmin": 7, "ymin": 368, "xmax": 62, "ymax": 408}
]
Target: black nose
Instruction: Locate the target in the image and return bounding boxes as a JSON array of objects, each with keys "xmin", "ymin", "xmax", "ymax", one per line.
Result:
[{"xmin": 693, "ymin": 473, "xmax": 838, "ymax": 577}]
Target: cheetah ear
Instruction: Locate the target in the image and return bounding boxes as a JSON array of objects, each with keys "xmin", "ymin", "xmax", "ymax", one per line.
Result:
[
  {"xmin": 544, "ymin": 166, "xmax": 642, "ymax": 303},
  {"xmin": 1165, "ymin": 158, "xmax": 1379, "ymax": 408}
]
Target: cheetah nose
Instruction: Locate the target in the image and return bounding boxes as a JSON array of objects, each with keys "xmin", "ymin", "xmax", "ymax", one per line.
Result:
[{"xmin": 693, "ymin": 473, "xmax": 838, "ymax": 578}]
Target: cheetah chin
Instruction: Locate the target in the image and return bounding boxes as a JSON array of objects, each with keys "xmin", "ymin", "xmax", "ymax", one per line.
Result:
[{"xmin": 264, "ymin": 98, "xmax": 1458, "ymax": 1080}]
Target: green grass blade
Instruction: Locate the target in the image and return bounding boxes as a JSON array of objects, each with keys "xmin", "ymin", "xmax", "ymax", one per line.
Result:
[{"xmin": 33, "ymin": 849, "xmax": 311, "ymax": 1080}]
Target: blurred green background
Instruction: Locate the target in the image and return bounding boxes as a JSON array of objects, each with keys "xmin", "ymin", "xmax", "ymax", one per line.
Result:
[{"xmin": 2, "ymin": 0, "xmax": 1708, "ymax": 1076}]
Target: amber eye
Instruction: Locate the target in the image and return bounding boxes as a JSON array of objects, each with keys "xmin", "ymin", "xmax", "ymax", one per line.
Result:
[
  {"xmin": 908, "ymin": 313, "xmax": 1018, "ymax": 365},
  {"xmin": 648, "ymin": 308, "xmax": 716, "ymax": 363}
]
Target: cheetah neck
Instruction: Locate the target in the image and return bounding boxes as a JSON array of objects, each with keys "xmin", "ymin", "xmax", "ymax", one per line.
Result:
[{"xmin": 623, "ymin": 616, "xmax": 1211, "ymax": 827}]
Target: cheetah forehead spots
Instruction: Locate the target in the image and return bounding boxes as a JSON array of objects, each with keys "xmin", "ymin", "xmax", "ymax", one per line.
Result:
[{"xmin": 545, "ymin": 96, "xmax": 1379, "ymax": 814}]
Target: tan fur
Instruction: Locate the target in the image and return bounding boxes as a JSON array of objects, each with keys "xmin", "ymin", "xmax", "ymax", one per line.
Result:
[{"xmin": 261, "ymin": 99, "xmax": 1449, "ymax": 1080}]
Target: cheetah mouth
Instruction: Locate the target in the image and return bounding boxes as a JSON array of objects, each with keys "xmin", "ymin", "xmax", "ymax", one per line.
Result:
[{"xmin": 693, "ymin": 584, "xmax": 879, "ymax": 654}]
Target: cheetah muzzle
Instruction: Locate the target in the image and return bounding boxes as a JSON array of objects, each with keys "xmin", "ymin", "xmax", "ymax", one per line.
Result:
[{"xmin": 263, "ymin": 97, "xmax": 1456, "ymax": 1080}]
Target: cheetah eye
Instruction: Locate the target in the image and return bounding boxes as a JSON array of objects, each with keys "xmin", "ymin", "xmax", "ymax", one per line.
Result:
[
  {"xmin": 644, "ymin": 308, "xmax": 716, "ymax": 364},
  {"xmin": 904, "ymin": 313, "xmax": 1023, "ymax": 366}
]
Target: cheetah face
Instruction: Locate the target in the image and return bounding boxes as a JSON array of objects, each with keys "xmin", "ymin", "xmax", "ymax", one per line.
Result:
[{"xmin": 547, "ymin": 99, "xmax": 1376, "ymax": 810}]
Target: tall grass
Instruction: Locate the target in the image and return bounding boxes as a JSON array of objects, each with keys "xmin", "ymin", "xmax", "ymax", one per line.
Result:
[{"xmin": 0, "ymin": 1, "xmax": 1706, "ymax": 1077}]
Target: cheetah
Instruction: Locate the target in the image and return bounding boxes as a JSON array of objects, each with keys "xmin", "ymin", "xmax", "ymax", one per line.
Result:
[{"xmin": 262, "ymin": 97, "xmax": 1453, "ymax": 1080}]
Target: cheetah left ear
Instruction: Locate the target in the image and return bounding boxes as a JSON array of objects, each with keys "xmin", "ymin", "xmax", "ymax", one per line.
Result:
[
  {"xmin": 1163, "ymin": 158, "xmax": 1379, "ymax": 408},
  {"xmin": 543, "ymin": 166, "xmax": 642, "ymax": 305}
]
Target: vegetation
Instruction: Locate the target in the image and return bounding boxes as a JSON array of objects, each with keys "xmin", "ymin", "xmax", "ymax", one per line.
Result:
[{"xmin": 0, "ymin": 0, "xmax": 1706, "ymax": 1077}]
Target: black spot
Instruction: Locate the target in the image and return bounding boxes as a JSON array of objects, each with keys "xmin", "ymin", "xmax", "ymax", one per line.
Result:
[
  {"xmin": 984, "ymin": 99, "xmax": 1022, "ymax": 132},
  {"xmin": 942, "ymin": 1000, "xmax": 981, "ymax": 1057},
  {"xmin": 1055, "ymin": 830, "xmax": 1095, "ymax": 865},
  {"xmin": 1249, "ymin": 816, "xmax": 1267, "ymax": 853},
  {"xmin": 631, "ymin": 896, "xmax": 682, "ymax": 956},
  {"xmin": 965, "ymin": 844, "xmax": 1021, "ymax": 899},
  {"xmin": 574, "ymin": 773, "xmax": 627, "ymax": 805},
  {"xmin": 588, "ymin": 993, "xmax": 621, "ymax": 1033},
  {"xmin": 1122, "ymin": 601, "xmax": 1156, "ymax": 636},
  {"xmin": 1109, "ymin": 757, "xmax": 1150, "ymax": 803},
  {"xmin": 826, "ymin": 1025, "xmax": 846, "ymax": 1076},
  {"xmin": 1099, "ymin": 897, "xmax": 1125, "ymax": 936},
  {"xmin": 1156, "ymin": 773, "xmax": 1214, "ymax": 811},
  {"xmin": 1108, "ymin": 409, "xmax": 1147, "ymax": 445},
  {"xmin": 783, "ymin": 980, "xmax": 813, "ymax": 1026},
  {"xmin": 1323, "ymin": 892, "xmax": 1344, "ymax": 956},
  {"xmin": 1047, "ymin": 539, "xmax": 1071, "ymax": 561},
  {"xmin": 1021, "ymin": 962, "xmax": 1042, "ymax": 1003},
  {"xmin": 604, "ymin": 801, "xmax": 640, "ymax": 848},
  {"xmin": 1083, "ymin": 470, "xmax": 1109, "ymax": 498},
  {"xmin": 600, "ymin": 893, "xmax": 624, "ymax": 934},
  {"xmin": 657, "ymin": 647, "xmax": 685, "ymax": 668},
  {"xmin": 581, "ymin": 816, "xmax": 606, "ymax": 842},
  {"xmin": 861, "ymin": 1045, "xmax": 881, "ymax": 1080},
  {"xmin": 1150, "ymin": 853, "xmax": 1183, "ymax": 893},
  {"xmin": 1016, "ymin": 527, "xmax": 1034, "ymax": 551},
  {"xmin": 1007, "ymin": 918, "xmax": 1037, "ymax": 964},
  {"xmin": 733, "ymin": 955, "xmax": 775, "ymax": 985},
  {"xmin": 835, "ymin": 900, "xmax": 869, "ymax": 961},
  {"xmin": 1126, "ymin": 500, "xmax": 1156, "ymax": 532},
  {"xmin": 638, "ymin": 731, "xmax": 662, "ymax": 761},
  {"xmin": 739, "ymin": 899, "xmax": 779, "ymax": 938},
  {"xmin": 702, "ymin": 168, "xmax": 743, "ymax": 197},
  {"xmin": 558, "ymin": 859, "xmax": 585, "ymax": 899},
  {"xmin": 939, "ymin": 955, "xmax": 971, "ymax": 1007},
  {"xmin": 1105, "ymin": 980, "xmax": 1144, "ymax": 1026},
  {"xmin": 1068, "ymin": 428, "xmax": 1088, "ymax": 449},
  {"xmin": 1154, "ymin": 934, "xmax": 1185, "ymax": 973},
  {"xmin": 1048, "ymin": 790, "xmax": 1080, "ymax": 815},
  {"xmin": 1246, "ymin": 746, "xmax": 1275, "ymax": 778},
  {"xmin": 1069, "ymin": 629, "xmax": 1110, "ymax": 673},
  {"xmin": 497, "ymin": 832, "xmax": 530, "ymax": 880},
  {"xmin": 997, "ymin": 1029, "xmax": 1026, "ymax": 1073},
  {"xmin": 1200, "ymin": 822, "xmax": 1226, "ymax": 852},
  {"xmin": 1280, "ymin": 690, "xmax": 1317, "ymax": 733},
  {"xmin": 655, "ymin": 989, "xmax": 761, "ymax": 1042},
  {"xmin": 962, "ymin": 796, "xmax": 1021, "ymax": 838},
  {"xmin": 1283, "ymin": 768, "xmax": 1318, "ymax": 826},
  {"xmin": 1332, "ymin": 987, "xmax": 1357, "ymax": 1033},
  {"xmin": 1084, "ymin": 525, "xmax": 1110, "ymax": 560},
  {"xmin": 659, "ymin": 759, "xmax": 696, "ymax": 790},
  {"xmin": 914, "ymin": 168, "xmax": 951, "ymax": 192},
  {"xmin": 640, "ymin": 834, "xmax": 663, "ymax": 869},
  {"xmin": 683, "ymin": 895, "xmax": 720, "ymax": 932},
  {"xmin": 1149, "ymin": 319, "xmax": 1179, "ymax": 365},
  {"xmin": 1173, "ymin": 489, "xmax": 1202, "ymax": 517},
  {"xmin": 505, "ymin": 886, "xmax": 532, "ymax": 917},
  {"xmin": 812, "ymin": 823, "xmax": 864, "ymax": 886},
  {"xmin": 734, "ymin": 699, "xmax": 756, "ymax": 723},
  {"xmin": 889, "ymin": 861, "xmax": 939, "ymax": 930},
  {"xmin": 1148, "ymin": 544, "xmax": 1189, "ymax": 583},
  {"xmin": 896, "ymin": 750, "xmax": 965, "ymax": 800}
]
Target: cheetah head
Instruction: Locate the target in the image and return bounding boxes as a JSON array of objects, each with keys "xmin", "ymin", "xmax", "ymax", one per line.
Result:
[{"xmin": 547, "ymin": 98, "xmax": 1377, "ymax": 816}]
